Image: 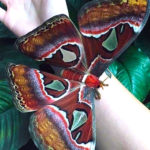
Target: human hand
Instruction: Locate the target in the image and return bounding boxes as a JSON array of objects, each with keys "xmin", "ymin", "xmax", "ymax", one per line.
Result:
[{"xmin": 0, "ymin": 0, "xmax": 68, "ymax": 36}]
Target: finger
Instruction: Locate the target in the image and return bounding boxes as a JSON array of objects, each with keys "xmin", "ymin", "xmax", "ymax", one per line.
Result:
[{"xmin": 0, "ymin": 7, "xmax": 6, "ymax": 22}]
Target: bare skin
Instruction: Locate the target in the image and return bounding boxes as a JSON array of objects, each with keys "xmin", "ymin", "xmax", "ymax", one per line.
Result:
[
  {"xmin": 1, "ymin": 0, "xmax": 150, "ymax": 150},
  {"xmin": 96, "ymin": 73, "xmax": 150, "ymax": 150},
  {"xmin": 0, "ymin": 0, "xmax": 68, "ymax": 36}
]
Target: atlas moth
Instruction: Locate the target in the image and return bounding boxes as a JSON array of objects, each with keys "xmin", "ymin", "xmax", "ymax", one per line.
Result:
[{"xmin": 7, "ymin": 0, "xmax": 150, "ymax": 149}]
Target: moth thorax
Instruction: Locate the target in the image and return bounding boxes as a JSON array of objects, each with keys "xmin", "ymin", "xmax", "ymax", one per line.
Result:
[
  {"xmin": 85, "ymin": 74, "xmax": 100, "ymax": 88},
  {"xmin": 61, "ymin": 69, "xmax": 84, "ymax": 82}
]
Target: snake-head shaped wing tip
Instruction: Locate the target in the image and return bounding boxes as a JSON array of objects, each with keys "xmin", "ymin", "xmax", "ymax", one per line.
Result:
[
  {"xmin": 77, "ymin": 0, "xmax": 150, "ymax": 76},
  {"xmin": 7, "ymin": 64, "xmax": 82, "ymax": 113}
]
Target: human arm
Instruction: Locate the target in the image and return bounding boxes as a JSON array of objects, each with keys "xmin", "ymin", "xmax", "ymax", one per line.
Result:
[
  {"xmin": 0, "ymin": 0, "xmax": 68, "ymax": 36},
  {"xmin": 96, "ymin": 73, "xmax": 150, "ymax": 150}
]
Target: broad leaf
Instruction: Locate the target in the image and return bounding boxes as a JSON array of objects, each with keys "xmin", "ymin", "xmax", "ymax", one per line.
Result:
[
  {"xmin": 0, "ymin": 80, "xmax": 31, "ymax": 150},
  {"xmin": 135, "ymin": 36, "xmax": 150, "ymax": 58},
  {"xmin": 109, "ymin": 45, "xmax": 150, "ymax": 102},
  {"xmin": 0, "ymin": 80, "xmax": 13, "ymax": 113},
  {"xmin": 0, "ymin": 23, "xmax": 16, "ymax": 39},
  {"xmin": 145, "ymin": 102, "xmax": 150, "ymax": 109},
  {"xmin": 134, "ymin": 16, "xmax": 150, "ymax": 57}
]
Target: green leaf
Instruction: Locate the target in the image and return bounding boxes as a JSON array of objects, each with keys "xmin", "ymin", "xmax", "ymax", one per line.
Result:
[
  {"xmin": 145, "ymin": 102, "xmax": 150, "ymax": 109},
  {"xmin": 0, "ymin": 39, "xmax": 40, "ymax": 80},
  {"xmin": 109, "ymin": 45, "xmax": 150, "ymax": 102},
  {"xmin": 135, "ymin": 36, "xmax": 150, "ymax": 58},
  {"xmin": 0, "ymin": 80, "xmax": 31, "ymax": 150},
  {"xmin": 134, "ymin": 16, "xmax": 150, "ymax": 57},
  {"xmin": 0, "ymin": 23, "xmax": 16, "ymax": 39},
  {"xmin": 0, "ymin": 81, "xmax": 13, "ymax": 113}
]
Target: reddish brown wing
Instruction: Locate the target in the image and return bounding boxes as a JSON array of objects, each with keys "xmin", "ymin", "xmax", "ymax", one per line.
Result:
[
  {"xmin": 78, "ymin": 0, "xmax": 149, "ymax": 76},
  {"xmin": 16, "ymin": 15, "xmax": 87, "ymax": 73},
  {"xmin": 7, "ymin": 64, "xmax": 81, "ymax": 112},
  {"xmin": 7, "ymin": 63, "xmax": 96, "ymax": 149},
  {"xmin": 29, "ymin": 87, "xmax": 96, "ymax": 150}
]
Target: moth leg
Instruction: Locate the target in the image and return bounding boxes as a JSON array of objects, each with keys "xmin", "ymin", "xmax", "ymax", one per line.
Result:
[
  {"xmin": 99, "ymin": 77, "xmax": 109, "ymax": 90},
  {"xmin": 95, "ymin": 77, "xmax": 109, "ymax": 100},
  {"xmin": 94, "ymin": 89, "xmax": 101, "ymax": 100}
]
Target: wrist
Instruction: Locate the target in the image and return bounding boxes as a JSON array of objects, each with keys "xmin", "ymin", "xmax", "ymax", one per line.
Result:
[{"xmin": 95, "ymin": 71, "xmax": 150, "ymax": 150}]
